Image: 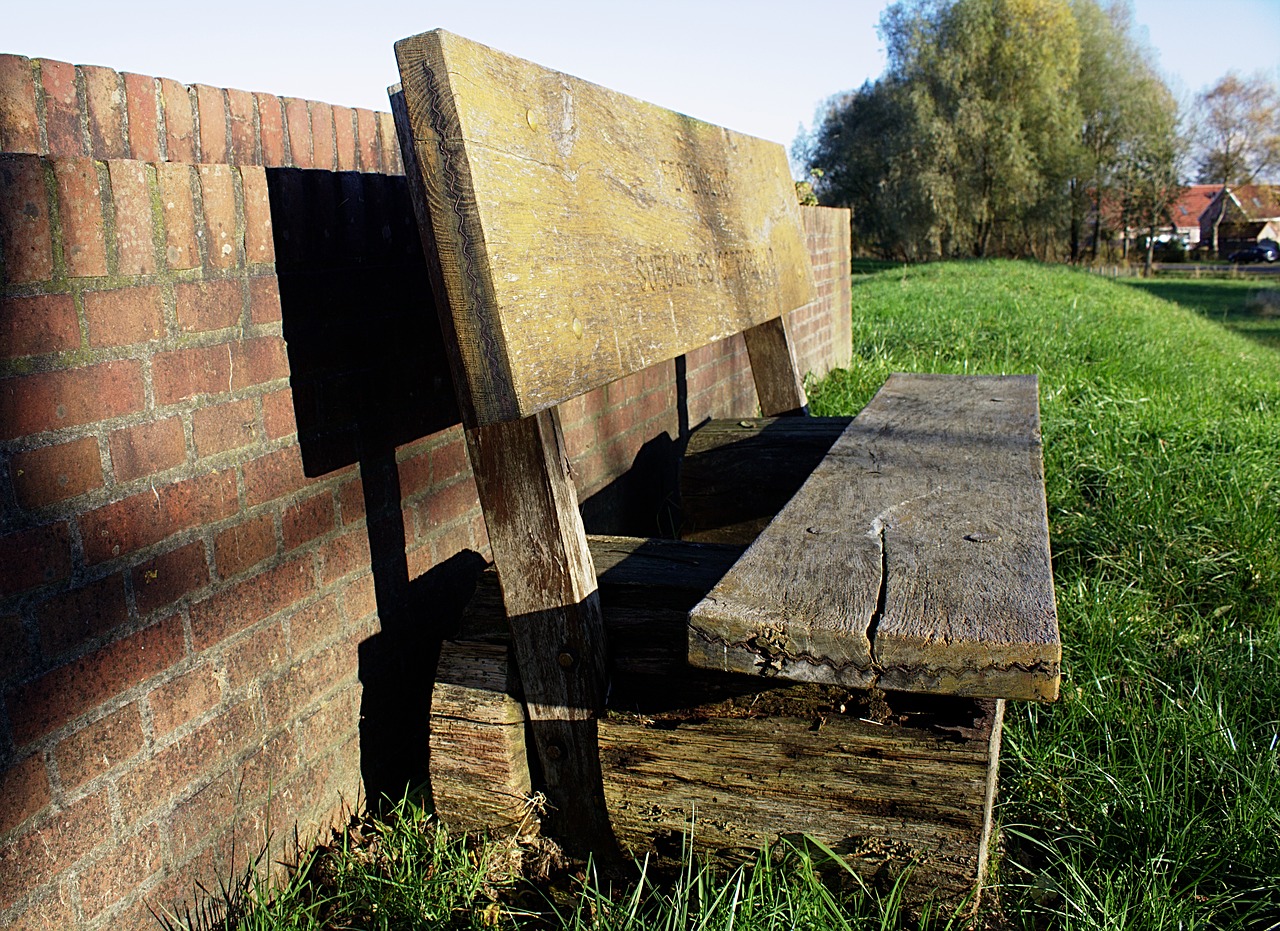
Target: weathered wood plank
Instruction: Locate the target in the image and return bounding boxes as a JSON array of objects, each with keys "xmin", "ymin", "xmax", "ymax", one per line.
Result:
[
  {"xmin": 394, "ymin": 29, "xmax": 816, "ymax": 425},
  {"xmin": 464, "ymin": 412, "xmax": 616, "ymax": 854},
  {"xmin": 688, "ymin": 374, "xmax": 1060, "ymax": 701},
  {"xmin": 680, "ymin": 416, "xmax": 851, "ymax": 544}
]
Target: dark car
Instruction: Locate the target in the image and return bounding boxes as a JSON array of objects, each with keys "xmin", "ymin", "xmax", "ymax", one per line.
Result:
[{"xmin": 1228, "ymin": 240, "xmax": 1279, "ymax": 263}]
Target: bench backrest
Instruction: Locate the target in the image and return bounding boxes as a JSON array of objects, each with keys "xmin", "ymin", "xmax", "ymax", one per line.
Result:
[{"xmin": 393, "ymin": 30, "xmax": 816, "ymax": 426}]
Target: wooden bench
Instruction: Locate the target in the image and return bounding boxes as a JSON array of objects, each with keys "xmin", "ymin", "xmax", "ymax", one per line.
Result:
[{"xmin": 391, "ymin": 29, "xmax": 1059, "ymax": 904}]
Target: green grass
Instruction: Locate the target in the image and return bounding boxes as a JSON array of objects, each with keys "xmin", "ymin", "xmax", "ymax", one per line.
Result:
[
  {"xmin": 808, "ymin": 260, "xmax": 1280, "ymax": 929},
  {"xmin": 162, "ymin": 261, "xmax": 1280, "ymax": 930}
]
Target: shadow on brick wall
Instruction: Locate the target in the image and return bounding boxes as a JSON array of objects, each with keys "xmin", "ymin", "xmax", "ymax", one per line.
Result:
[
  {"xmin": 267, "ymin": 167, "xmax": 697, "ymax": 803},
  {"xmin": 267, "ymin": 168, "xmax": 485, "ymax": 805}
]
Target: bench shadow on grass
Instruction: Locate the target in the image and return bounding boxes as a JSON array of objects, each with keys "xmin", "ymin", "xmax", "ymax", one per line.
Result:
[{"xmin": 1122, "ymin": 279, "xmax": 1280, "ymax": 353}]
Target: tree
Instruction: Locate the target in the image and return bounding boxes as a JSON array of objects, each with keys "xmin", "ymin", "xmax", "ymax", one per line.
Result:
[
  {"xmin": 1069, "ymin": 0, "xmax": 1178, "ymax": 263},
  {"xmin": 1193, "ymin": 72, "xmax": 1280, "ymax": 253},
  {"xmin": 1193, "ymin": 72, "xmax": 1280, "ymax": 187},
  {"xmin": 802, "ymin": 0, "xmax": 1181, "ymax": 263}
]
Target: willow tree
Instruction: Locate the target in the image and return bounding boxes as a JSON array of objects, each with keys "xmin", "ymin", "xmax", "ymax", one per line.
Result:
[{"xmin": 805, "ymin": 0, "xmax": 1178, "ymax": 262}]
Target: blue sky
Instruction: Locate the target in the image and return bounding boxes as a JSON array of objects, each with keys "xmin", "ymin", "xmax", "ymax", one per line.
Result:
[{"xmin": 5, "ymin": 0, "xmax": 1278, "ymax": 152}]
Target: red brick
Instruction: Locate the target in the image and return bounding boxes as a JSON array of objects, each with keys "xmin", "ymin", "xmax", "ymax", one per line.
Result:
[
  {"xmin": 0, "ymin": 360, "xmax": 144, "ymax": 440},
  {"xmin": 123, "ymin": 72, "xmax": 159, "ymax": 161},
  {"xmin": 53, "ymin": 158, "xmax": 107, "ymax": 277},
  {"xmin": 195, "ymin": 398, "xmax": 258, "ymax": 458},
  {"xmin": 107, "ymin": 160, "xmax": 157, "ymax": 276},
  {"xmin": 80, "ymin": 470, "xmax": 237, "ymax": 563},
  {"xmin": 338, "ymin": 479, "xmax": 365, "ymax": 525},
  {"xmin": 84, "ymin": 285, "xmax": 164, "ymax": 347},
  {"xmin": 0, "ymin": 294, "xmax": 79, "ymax": 359},
  {"xmin": 0, "ymin": 753, "xmax": 50, "ymax": 836},
  {"xmin": 230, "ymin": 335, "xmax": 288, "ymax": 390},
  {"xmin": 214, "ymin": 511, "xmax": 275, "ymax": 576},
  {"xmin": 82, "ymin": 65, "xmax": 126, "ymax": 158},
  {"xmin": 428, "ymin": 476, "xmax": 479, "ymax": 526},
  {"xmin": 397, "ymin": 449, "xmax": 432, "ymax": 497},
  {"xmin": 189, "ymin": 556, "xmax": 313, "ymax": 650},
  {"xmin": 40, "ymin": 59, "xmax": 84, "ymax": 157},
  {"xmin": 40, "ymin": 574, "xmax": 128, "ymax": 665},
  {"xmin": 333, "ymin": 105, "xmax": 356, "ymax": 170},
  {"xmin": 298, "ymin": 681, "xmax": 360, "ymax": 756},
  {"xmin": 1, "ymin": 611, "xmax": 34, "ymax": 682},
  {"xmin": 147, "ymin": 662, "xmax": 220, "ymax": 735},
  {"xmin": 248, "ymin": 275, "xmax": 281, "ymax": 325},
  {"xmin": 342, "ymin": 573, "xmax": 376, "ymax": 621},
  {"xmin": 194, "ymin": 84, "xmax": 227, "ymax": 163},
  {"xmin": 261, "ymin": 388, "xmax": 295, "ymax": 441},
  {"xmin": 11, "ymin": 436, "xmax": 104, "ymax": 509},
  {"xmin": 157, "ymin": 161, "xmax": 198, "ymax": 269},
  {"xmin": 261, "ymin": 631, "xmax": 355, "ymax": 727},
  {"xmin": 242, "ymin": 445, "xmax": 315, "ymax": 507},
  {"xmin": 309, "ymin": 102, "xmax": 335, "ymax": 170},
  {"xmin": 226, "ymin": 88, "xmax": 256, "ymax": 165},
  {"xmin": 132, "ymin": 539, "xmax": 209, "ymax": 615},
  {"xmin": 115, "ymin": 698, "xmax": 257, "ymax": 820},
  {"xmin": 198, "ymin": 163, "xmax": 237, "ymax": 268},
  {"xmin": 79, "ymin": 821, "xmax": 162, "ymax": 920},
  {"xmin": 282, "ymin": 491, "xmax": 334, "ymax": 550},
  {"xmin": 284, "ymin": 97, "xmax": 312, "ymax": 168},
  {"xmin": 160, "ymin": 77, "xmax": 195, "ymax": 162},
  {"xmin": 241, "ymin": 168, "xmax": 274, "ymax": 265},
  {"xmin": 5, "ymin": 884, "xmax": 81, "ymax": 931},
  {"xmin": 0, "ymin": 789, "xmax": 112, "ymax": 912},
  {"xmin": 235, "ymin": 718, "xmax": 297, "ymax": 802},
  {"xmin": 355, "ymin": 108, "xmax": 379, "ymax": 172},
  {"xmin": 0, "ymin": 523, "xmax": 72, "ymax": 597},
  {"xmin": 152, "ymin": 343, "xmax": 231, "ymax": 404},
  {"xmin": 175, "ymin": 278, "xmax": 240, "ymax": 333},
  {"xmin": 255, "ymin": 92, "xmax": 284, "ymax": 166},
  {"xmin": 0, "ymin": 55, "xmax": 39, "ymax": 153},
  {"xmin": 109, "ymin": 417, "xmax": 186, "ymax": 483},
  {"xmin": 431, "ymin": 434, "xmax": 470, "ymax": 485},
  {"xmin": 164, "ymin": 769, "xmax": 239, "ymax": 859},
  {"xmin": 0, "ymin": 154, "xmax": 53, "ymax": 283},
  {"xmin": 288, "ymin": 593, "xmax": 342, "ymax": 655},
  {"xmin": 318, "ymin": 528, "xmax": 371, "ymax": 585},
  {"xmin": 5, "ymin": 617, "xmax": 185, "ymax": 746},
  {"xmin": 54, "ymin": 702, "xmax": 144, "ymax": 790},
  {"xmin": 220, "ymin": 618, "xmax": 286, "ymax": 691},
  {"xmin": 406, "ymin": 538, "xmax": 433, "ymax": 578},
  {"xmin": 378, "ymin": 112, "xmax": 402, "ymax": 174}
]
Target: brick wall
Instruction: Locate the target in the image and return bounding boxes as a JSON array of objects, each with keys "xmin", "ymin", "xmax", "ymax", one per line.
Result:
[{"xmin": 0, "ymin": 53, "xmax": 851, "ymax": 931}]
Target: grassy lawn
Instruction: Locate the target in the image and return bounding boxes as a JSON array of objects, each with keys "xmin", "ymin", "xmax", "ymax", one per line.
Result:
[{"xmin": 167, "ymin": 261, "xmax": 1280, "ymax": 930}]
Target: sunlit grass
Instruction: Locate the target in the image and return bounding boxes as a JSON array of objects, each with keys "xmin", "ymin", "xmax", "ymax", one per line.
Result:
[
  {"xmin": 163, "ymin": 261, "xmax": 1280, "ymax": 930},
  {"xmin": 809, "ymin": 260, "xmax": 1280, "ymax": 930}
]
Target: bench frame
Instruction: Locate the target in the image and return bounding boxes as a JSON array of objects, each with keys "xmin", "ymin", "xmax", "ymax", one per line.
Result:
[{"xmin": 391, "ymin": 28, "xmax": 1057, "ymax": 900}]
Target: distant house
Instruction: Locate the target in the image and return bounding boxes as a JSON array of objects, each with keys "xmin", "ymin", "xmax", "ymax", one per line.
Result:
[
  {"xmin": 1200, "ymin": 184, "xmax": 1280, "ymax": 256},
  {"xmin": 1167, "ymin": 184, "xmax": 1221, "ymax": 246}
]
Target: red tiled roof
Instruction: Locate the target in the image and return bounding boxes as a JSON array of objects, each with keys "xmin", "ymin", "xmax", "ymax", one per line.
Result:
[
  {"xmin": 1168, "ymin": 184, "xmax": 1221, "ymax": 229},
  {"xmin": 1230, "ymin": 184, "xmax": 1280, "ymax": 220}
]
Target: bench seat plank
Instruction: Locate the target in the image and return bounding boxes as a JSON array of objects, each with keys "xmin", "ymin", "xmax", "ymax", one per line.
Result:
[
  {"xmin": 394, "ymin": 29, "xmax": 816, "ymax": 425},
  {"xmin": 688, "ymin": 373, "xmax": 1060, "ymax": 701}
]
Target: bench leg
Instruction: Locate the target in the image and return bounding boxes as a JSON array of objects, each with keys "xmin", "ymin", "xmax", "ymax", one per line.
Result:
[
  {"xmin": 465, "ymin": 409, "xmax": 617, "ymax": 855},
  {"xmin": 743, "ymin": 316, "xmax": 808, "ymax": 416}
]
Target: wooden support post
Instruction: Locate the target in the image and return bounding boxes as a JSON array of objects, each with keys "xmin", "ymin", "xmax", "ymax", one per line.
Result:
[
  {"xmin": 743, "ymin": 316, "xmax": 808, "ymax": 416},
  {"xmin": 464, "ymin": 410, "xmax": 616, "ymax": 855}
]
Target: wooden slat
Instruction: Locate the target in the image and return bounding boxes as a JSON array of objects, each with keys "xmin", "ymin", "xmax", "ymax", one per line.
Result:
[
  {"xmin": 688, "ymin": 374, "xmax": 1060, "ymax": 701},
  {"xmin": 680, "ymin": 416, "xmax": 851, "ymax": 543},
  {"xmin": 394, "ymin": 29, "xmax": 816, "ymax": 425}
]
